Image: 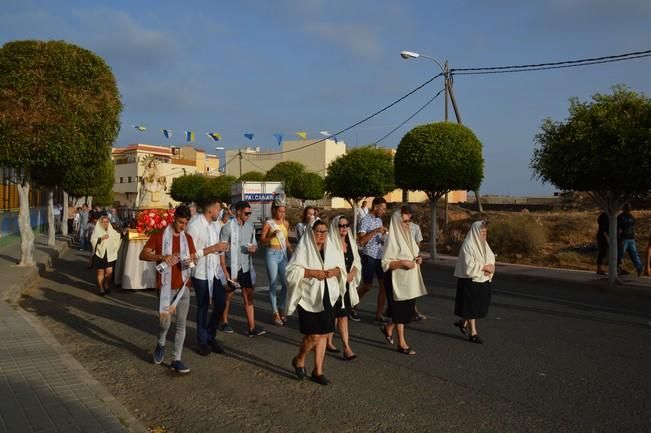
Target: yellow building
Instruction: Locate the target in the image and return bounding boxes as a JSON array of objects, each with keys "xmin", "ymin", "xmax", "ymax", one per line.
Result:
[{"xmin": 112, "ymin": 144, "xmax": 220, "ymax": 208}]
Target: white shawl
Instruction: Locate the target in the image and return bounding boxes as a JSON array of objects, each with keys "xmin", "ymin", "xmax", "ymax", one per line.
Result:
[
  {"xmin": 381, "ymin": 211, "xmax": 427, "ymax": 301},
  {"xmin": 90, "ymin": 221, "xmax": 121, "ymax": 262},
  {"xmin": 329, "ymin": 216, "xmax": 361, "ymax": 308},
  {"xmin": 454, "ymin": 221, "xmax": 496, "ymax": 283},
  {"xmin": 285, "ymin": 225, "xmax": 345, "ymax": 315},
  {"xmin": 160, "ymin": 226, "xmax": 190, "ymax": 316}
]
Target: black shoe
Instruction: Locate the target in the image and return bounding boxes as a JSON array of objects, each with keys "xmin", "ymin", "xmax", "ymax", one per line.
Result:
[
  {"xmin": 209, "ymin": 339, "xmax": 225, "ymax": 354},
  {"xmin": 197, "ymin": 344, "xmax": 212, "ymax": 356},
  {"xmin": 247, "ymin": 327, "xmax": 267, "ymax": 337},
  {"xmin": 311, "ymin": 372, "xmax": 330, "ymax": 386},
  {"xmin": 374, "ymin": 315, "xmax": 390, "ymax": 324},
  {"xmin": 349, "ymin": 309, "xmax": 361, "ymax": 322},
  {"xmin": 469, "ymin": 334, "xmax": 483, "ymax": 344},
  {"xmin": 292, "ymin": 357, "xmax": 307, "ymax": 380}
]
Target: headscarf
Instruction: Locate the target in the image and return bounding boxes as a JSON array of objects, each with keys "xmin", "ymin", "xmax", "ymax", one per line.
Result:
[
  {"xmin": 285, "ymin": 222, "xmax": 345, "ymax": 316},
  {"xmin": 454, "ymin": 220, "xmax": 496, "ymax": 283},
  {"xmin": 90, "ymin": 217, "xmax": 122, "ymax": 262},
  {"xmin": 328, "ymin": 215, "xmax": 361, "ymax": 307},
  {"xmin": 381, "ymin": 210, "xmax": 427, "ymax": 301}
]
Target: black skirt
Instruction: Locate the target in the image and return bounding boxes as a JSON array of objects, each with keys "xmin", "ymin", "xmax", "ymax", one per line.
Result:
[
  {"xmin": 334, "ymin": 290, "xmax": 352, "ymax": 318},
  {"xmin": 298, "ymin": 282, "xmax": 336, "ymax": 335},
  {"xmin": 92, "ymin": 251, "xmax": 116, "ymax": 270},
  {"xmin": 384, "ymin": 271, "xmax": 416, "ymax": 324},
  {"xmin": 454, "ymin": 278, "xmax": 491, "ymax": 319}
]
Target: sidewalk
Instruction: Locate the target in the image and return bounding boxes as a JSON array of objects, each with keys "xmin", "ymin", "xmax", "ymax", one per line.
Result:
[
  {"xmin": 0, "ymin": 234, "xmax": 147, "ymax": 433},
  {"xmin": 426, "ymin": 253, "xmax": 651, "ymax": 296}
]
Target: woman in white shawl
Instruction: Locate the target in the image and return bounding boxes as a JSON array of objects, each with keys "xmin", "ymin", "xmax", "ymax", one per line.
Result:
[
  {"xmin": 454, "ymin": 220, "xmax": 495, "ymax": 344},
  {"xmin": 286, "ymin": 220, "xmax": 345, "ymax": 385},
  {"xmin": 325, "ymin": 215, "xmax": 361, "ymax": 361},
  {"xmin": 380, "ymin": 209, "xmax": 427, "ymax": 356},
  {"xmin": 90, "ymin": 215, "xmax": 122, "ymax": 296}
]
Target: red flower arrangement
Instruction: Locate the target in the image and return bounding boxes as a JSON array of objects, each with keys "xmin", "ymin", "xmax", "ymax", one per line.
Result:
[{"xmin": 136, "ymin": 208, "xmax": 175, "ymax": 235}]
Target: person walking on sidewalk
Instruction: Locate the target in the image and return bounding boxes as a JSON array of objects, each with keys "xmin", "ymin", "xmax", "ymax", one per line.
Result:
[
  {"xmin": 186, "ymin": 199, "xmax": 229, "ymax": 356},
  {"xmin": 90, "ymin": 215, "xmax": 121, "ymax": 296},
  {"xmin": 287, "ymin": 220, "xmax": 345, "ymax": 385},
  {"xmin": 140, "ymin": 205, "xmax": 197, "ymax": 374},
  {"xmin": 261, "ymin": 200, "xmax": 292, "ymax": 326},
  {"xmin": 219, "ymin": 201, "xmax": 266, "ymax": 337},
  {"xmin": 379, "ymin": 209, "xmax": 427, "ymax": 356},
  {"xmin": 617, "ymin": 203, "xmax": 643, "ymax": 277},
  {"xmin": 454, "ymin": 220, "xmax": 495, "ymax": 344},
  {"xmin": 596, "ymin": 212, "xmax": 609, "ymax": 275},
  {"xmin": 78, "ymin": 204, "xmax": 89, "ymax": 250},
  {"xmin": 353, "ymin": 197, "xmax": 388, "ymax": 323}
]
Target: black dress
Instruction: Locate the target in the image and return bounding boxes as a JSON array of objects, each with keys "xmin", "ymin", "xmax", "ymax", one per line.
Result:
[
  {"xmin": 334, "ymin": 237, "xmax": 354, "ymax": 318},
  {"xmin": 297, "ymin": 250, "xmax": 336, "ymax": 335},
  {"xmin": 92, "ymin": 251, "xmax": 115, "ymax": 270},
  {"xmin": 384, "ymin": 270, "xmax": 416, "ymax": 324},
  {"xmin": 454, "ymin": 278, "xmax": 491, "ymax": 319}
]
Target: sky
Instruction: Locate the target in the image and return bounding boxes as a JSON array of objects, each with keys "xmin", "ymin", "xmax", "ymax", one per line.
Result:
[{"xmin": 2, "ymin": 0, "xmax": 650, "ymax": 195}]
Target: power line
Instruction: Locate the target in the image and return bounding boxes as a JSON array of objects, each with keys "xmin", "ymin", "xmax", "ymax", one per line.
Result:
[
  {"xmin": 258, "ymin": 72, "xmax": 444, "ymax": 156},
  {"xmin": 450, "ymin": 48, "xmax": 651, "ymax": 74},
  {"xmin": 373, "ymin": 87, "xmax": 446, "ymax": 145}
]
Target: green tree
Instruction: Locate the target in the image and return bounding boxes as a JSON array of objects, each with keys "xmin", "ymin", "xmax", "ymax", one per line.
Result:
[
  {"xmin": 294, "ymin": 172, "xmax": 325, "ymax": 207},
  {"xmin": 204, "ymin": 175, "xmax": 237, "ymax": 204},
  {"xmin": 324, "ymin": 146, "xmax": 395, "ymax": 236},
  {"xmin": 531, "ymin": 85, "xmax": 651, "ymax": 285},
  {"xmin": 264, "ymin": 161, "xmax": 306, "ymax": 197},
  {"xmin": 395, "ymin": 122, "xmax": 483, "ymax": 260},
  {"xmin": 0, "ymin": 40, "xmax": 121, "ymax": 264},
  {"xmin": 170, "ymin": 174, "xmax": 208, "ymax": 204},
  {"xmin": 238, "ymin": 171, "xmax": 266, "ymax": 182}
]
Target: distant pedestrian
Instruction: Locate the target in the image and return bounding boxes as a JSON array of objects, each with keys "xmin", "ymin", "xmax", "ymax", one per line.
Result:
[
  {"xmin": 78, "ymin": 204, "xmax": 89, "ymax": 250},
  {"xmin": 596, "ymin": 212, "xmax": 609, "ymax": 275},
  {"xmin": 67, "ymin": 203, "xmax": 76, "ymax": 235},
  {"xmin": 454, "ymin": 221, "xmax": 495, "ymax": 344},
  {"xmin": 295, "ymin": 206, "xmax": 317, "ymax": 242},
  {"xmin": 90, "ymin": 215, "xmax": 121, "ymax": 296},
  {"xmin": 53, "ymin": 203, "xmax": 62, "ymax": 234},
  {"xmin": 379, "ymin": 209, "xmax": 427, "ymax": 355},
  {"xmin": 139, "ymin": 204, "xmax": 197, "ymax": 374},
  {"xmin": 617, "ymin": 203, "xmax": 643, "ymax": 277},
  {"xmin": 357, "ymin": 200, "xmax": 369, "ymax": 226}
]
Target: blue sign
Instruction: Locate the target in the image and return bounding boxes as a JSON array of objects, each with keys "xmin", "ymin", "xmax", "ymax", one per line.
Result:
[{"xmin": 244, "ymin": 193, "xmax": 275, "ymax": 201}]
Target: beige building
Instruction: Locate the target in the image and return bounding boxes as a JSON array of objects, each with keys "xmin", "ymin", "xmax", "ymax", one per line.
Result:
[{"xmin": 112, "ymin": 144, "xmax": 220, "ymax": 208}]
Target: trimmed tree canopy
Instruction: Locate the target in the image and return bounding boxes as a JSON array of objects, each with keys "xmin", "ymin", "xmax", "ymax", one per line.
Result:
[
  {"xmin": 294, "ymin": 172, "xmax": 325, "ymax": 202},
  {"xmin": 324, "ymin": 146, "xmax": 395, "ymax": 203},
  {"xmin": 238, "ymin": 171, "xmax": 266, "ymax": 182},
  {"xmin": 205, "ymin": 175, "xmax": 237, "ymax": 204},
  {"xmin": 170, "ymin": 174, "xmax": 207, "ymax": 204},
  {"xmin": 264, "ymin": 161, "xmax": 306, "ymax": 197},
  {"xmin": 395, "ymin": 122, "xmax": 483, "ymax": 199}
]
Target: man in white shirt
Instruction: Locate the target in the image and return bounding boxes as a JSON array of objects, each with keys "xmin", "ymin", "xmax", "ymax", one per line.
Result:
[{"xmin": 186, "ymin": 199, "xmax": 229, "ymax": 356}]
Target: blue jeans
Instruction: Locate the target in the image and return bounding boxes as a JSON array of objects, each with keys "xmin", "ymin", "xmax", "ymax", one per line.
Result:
[
  {"xmin": 618, "ymin": 239, "xmax": 643, "ymax": 272},
  {"xmin": 192, "ymin": 277, "xmax": 226, "ymax": 345},
  {"xmin": 265, "ymin": 249, "xmax": 287, "ymax": 313}
]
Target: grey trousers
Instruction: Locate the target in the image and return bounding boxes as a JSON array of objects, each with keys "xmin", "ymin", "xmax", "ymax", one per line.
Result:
[{"xmin": 158, "ymin": 288, "xmax": 190, "ymax": 361}]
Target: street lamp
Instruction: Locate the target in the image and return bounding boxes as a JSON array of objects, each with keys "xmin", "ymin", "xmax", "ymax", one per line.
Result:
[{"xmin": 399, "ymin": 50, "xmax": 445, "ymax": 74}]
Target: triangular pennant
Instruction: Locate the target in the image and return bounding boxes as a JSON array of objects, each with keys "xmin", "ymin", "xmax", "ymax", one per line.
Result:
[
  {"xmin": 161, "ymin": 129, "xmax": 172, "ymax": 139},
  {"xmin": 185, "ymin": 131, "xmax": 195, "ymax": 142},
  {"xmin": 206, "ymin": 132, "xmax": 222, "ymax": 142},
  {"xmin": 244, "ymin": 133, "xmax": 254, "ymax": 141},
  {"xmin": 273, "ymin": 133, "xmax": 283, "ymax": 146},
  {"xmin": 296, "ymin": 131, "xmax": 307, "ymax": 140},
  {"xmin": 133, "ymin": 125, "xmax": 147, "ymax": 131}
]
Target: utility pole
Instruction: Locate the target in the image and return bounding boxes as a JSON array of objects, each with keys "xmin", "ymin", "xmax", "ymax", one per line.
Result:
[
  {"xmin": 238, "ymin": 149, "xmax": 243, "ymax": 178},
  {"xmin": 443, "ymin": 62, "xmax": 449, "ymax": 228}
]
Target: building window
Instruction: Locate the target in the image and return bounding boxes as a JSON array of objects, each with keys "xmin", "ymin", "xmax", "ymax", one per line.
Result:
[
  {"xmin": 120, "ymin": 177, "xmax": 124, "ymax": 183},
  {"xmin": 128, "ymin": 176, "xmax": 133, "ymax": 183}
]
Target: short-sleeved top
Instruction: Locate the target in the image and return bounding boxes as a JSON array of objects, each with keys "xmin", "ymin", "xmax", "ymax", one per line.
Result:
[
  {"xmin": 597, "ymin": 213, "xmax": 609, "ymax": 236},
  {"xmin": 617, "ymin": 213, "xmax": 636, "ymax": 240},
  {"xmin": 359, "ymin": 213, "xmax": 384, "ymax": 259},
  {"xmin": 410, "ymin": 222, "xmax": 423, "ymax": 244},
  {"xmin": 144, "ymin": 230, "xmax": 196, "ymax": 289},
  {"xmin": 220, "ymin": 219, "xmax": 257, "ymax": 273}
]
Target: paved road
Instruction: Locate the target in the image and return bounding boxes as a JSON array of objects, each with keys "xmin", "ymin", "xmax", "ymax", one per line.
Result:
[{"xmin": 19, "ymin": 249, "xmax": 651, "ymax": 433}]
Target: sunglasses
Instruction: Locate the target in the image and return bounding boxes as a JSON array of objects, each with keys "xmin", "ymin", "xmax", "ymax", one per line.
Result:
[
  {"xmin": 244, "ymin": 212, "xmax": 252, "ymax": 216},
  {"xmin": 338, "ymin": 224, "xmax": 349, "ymax": 228},
  {"xmin": 314, "ymin": 230, "xmax": 328, "ymax": 234}
]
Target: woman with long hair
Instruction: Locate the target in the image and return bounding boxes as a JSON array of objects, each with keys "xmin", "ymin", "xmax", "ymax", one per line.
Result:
[
  {"xmin": 90, "ymin": 215, "xmax": 122, "ymax": 296},
  {"xmin": 261, "ymin": 202, "xmax": 292, "ymax": 326}
]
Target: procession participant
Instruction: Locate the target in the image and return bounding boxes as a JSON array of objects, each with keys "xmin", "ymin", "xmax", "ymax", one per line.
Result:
[
  {"xmin": 325, "ymin": 215, "xmax": 361, "ymax": 360},
  {"xmin": 140, "ymin": 205, "xmax": 197, "ymax": 374},
  {"xmin": 219, "ymin": 201, "xmax": 266, "ymax": 337},
  {"xmin": 286, "ymin": 220, "xmax": 345, "ymax": 385},
  {"xmin": 78, "ymin": 204, "xmax": 89, "ymax": 250},
  {"xmin": 380, "ymin": 209, "xmax": 427, "ymax": 355},
  {"xmin": 353, "ymin": 196, "xmax": 389, "ymax": 323},
  {"xmin": 454, "ymin": 220, "xmax": 495, "ymax": 344},
  {"xmin": 186, "ymin": 199, "xmax": 229, "ymax": 356},
  {"xmin": 404, "ymin": 206, "xmax": 427, "ymax": 322},
  {"xmin": 295, "ymin": 206, "xmax": 317, "ymax": 242},
  {"xmin": 90, "ymin": 215, "xmax": 121, "ymax": 296},
  {"xmin": 261, "ymin": 200, "xmax": 292, "ymax": 326}
]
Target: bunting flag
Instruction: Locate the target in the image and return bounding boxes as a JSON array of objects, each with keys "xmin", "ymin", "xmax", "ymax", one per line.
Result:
[
  {"xmin": 133, "ymin": 125, "xmax": 147, "ymax": 131},
  {"xmin": 161, "ymin": 129, "xmax": 172, "ymax": 139},
  {"xmin": 319, "ymin": 130, "xmax": 338, "ymax": 143},
  {"xmin": 185, "ymin": 131, "xmax": 195, "ymax": 142},
  {"xmin": 273, "ymin": 133, "xmax": 283, "ymax": 146},
  {"xmin": 296, "ymin": 131, "xmax": 307, "ymax": 140},
  {"xmin": 206, "ymin": 132, "xmax": 222, "ymax": 142},
  {"xmin": 244, "ymin": 133, "xmax": 254, "ymax": 141}
]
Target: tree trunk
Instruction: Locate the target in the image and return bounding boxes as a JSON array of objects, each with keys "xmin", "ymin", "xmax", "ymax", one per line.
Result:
[
  {"xmin": 61, "ymin": 191, "xmax": 69, "ymax": 236},
  {"xmin": 474, "ymin": 189, "xmax": 483, "ymax": 213},
  {"xmin": 350, "ymin": 199, "xmax": 358, "ymax": 240},
  {"xmin": 444, "ymin": 192, "xmax": 449, "ymax": 228},
  {"xmin": 17, "ymin": 182, "xmax": 35, "ymax": 267},
  {"xmin": 47, "ymin": 189, "xmax": 55, "ymax": 247},
  {"xmin": 430, "ymin": 197, "xmax": 439, "ymax": 261},
  {"xmin": 607, "ymin": 207, "xmax": 619, "ymax": 286}
]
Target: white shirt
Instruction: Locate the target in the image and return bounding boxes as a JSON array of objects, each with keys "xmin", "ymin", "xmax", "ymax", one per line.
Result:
[{"xmin": 186, "ymin": 215, "xmax": 224, "ymax": 281}]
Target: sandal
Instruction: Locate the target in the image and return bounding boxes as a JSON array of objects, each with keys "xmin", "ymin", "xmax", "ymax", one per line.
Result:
[
  {"xmin": 292, "ymin": 356, "xmax": 307, "ymax": 380},
  {"xmin": 397, "ymin": 347, "xmax": 416, "ymax": 355},
  {"xmin": 273, "ymin": 313, "xmax": 284, "ymax": 327},
  {"xmin": 468, "ymin": 334, "xmax": 484, "ymax": 344},
  {"xmin": 454, "ymin": 320, "xmax": 467, "ymax": 336},
  {"xmin": 326, "ymin": 345, "xmax": 340, "ymax": 353},
  {"xmin": 379, "ymin": 325, "xmax": 394, "ymax": 345}
]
